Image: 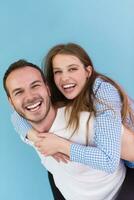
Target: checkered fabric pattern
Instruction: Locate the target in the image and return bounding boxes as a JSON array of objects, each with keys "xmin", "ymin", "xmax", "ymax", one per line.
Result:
[
  {"xmin": 11, "ymin": 112, "xmax": 32, "ymax": 138},
  {"xmin": 11, "ymin": 78, "xmax": 134, "ymax": 171}
]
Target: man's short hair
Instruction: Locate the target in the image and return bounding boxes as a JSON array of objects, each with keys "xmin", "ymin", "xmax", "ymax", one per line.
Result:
[{"xmin": 3, "ymin": 59, "xmax": 46, "ymax": 97}]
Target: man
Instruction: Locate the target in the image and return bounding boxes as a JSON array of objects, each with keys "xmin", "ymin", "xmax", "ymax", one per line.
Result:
[
  {"xmin": 3, "ymin": 60, "xmax": 134, "ymax": 200},
  {"xmin": 3, "ymin": 60, "xmax": 66, "ymax": 200}
]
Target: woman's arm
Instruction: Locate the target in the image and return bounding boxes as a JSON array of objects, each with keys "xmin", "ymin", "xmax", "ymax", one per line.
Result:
[
  {"xmin": 11, "ymin": 111, "xmax": 69, "ymax": 162},
  {"xmin": 70, "ymin": 79, "xmax": 123, "ymax": 173},
  {"xmin": 34, "ymin": 81, "xmax": 134, "ymax": 171},
  {"xmin": 34, "ymin": 126, "xmax": 134, "ymax": 162},
  {"xmin": 35, "ymin": 79, "xmax": 123, "ymax": 173},
  {"xmin": 35, "ymin": 133, "xmax": 71, "ymax": 157}
]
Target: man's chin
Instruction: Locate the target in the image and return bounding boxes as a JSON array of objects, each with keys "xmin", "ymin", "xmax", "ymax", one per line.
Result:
[
  {"xmin": 21, "ymin": 114, "xmax": 45, "ymax": 124},
  {"xmin": 14, "ymin": 111, "xmax": 39, "ymax": 123},
  {"xmin": 14, "ymin": 103, "xmax": 51, "ymax": 124},
  {"xmin": 20, "ymin": 115, "xmax": 41, "ymax": 123}
]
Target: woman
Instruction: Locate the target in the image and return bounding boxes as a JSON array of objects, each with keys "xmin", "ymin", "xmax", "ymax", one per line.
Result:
[{"xmin": 12, "ymin": 43, "xmax": 134, "ymax": 199}]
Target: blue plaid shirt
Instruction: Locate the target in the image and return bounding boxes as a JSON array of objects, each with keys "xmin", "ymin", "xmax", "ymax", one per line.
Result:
[{"xmin": 11, "ymin": 78, "xmax": 134, "ymax": 172}]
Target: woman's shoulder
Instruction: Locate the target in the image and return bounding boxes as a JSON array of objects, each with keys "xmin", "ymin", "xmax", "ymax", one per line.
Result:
[
  {"xmin": 93, "ymin": 77, "xmax": 121, "ymax": 101},
  {"xmin": 93, "ymin": 77, "xmax": 108, "ymax": 93}
]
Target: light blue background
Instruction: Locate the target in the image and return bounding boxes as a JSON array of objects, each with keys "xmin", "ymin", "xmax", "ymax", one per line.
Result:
[{"xmin": 0, "ymin": 1, "xmax": 134, "ymax": 200}]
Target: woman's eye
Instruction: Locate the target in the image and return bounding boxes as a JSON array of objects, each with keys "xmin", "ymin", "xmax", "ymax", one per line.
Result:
[
  {"xmin": 69, "ymin": 67, "xmax": 77, "ymax": 71},
  {"xmin": 53, "ymin": 71, "xmax": 61, "ymax": 74}
]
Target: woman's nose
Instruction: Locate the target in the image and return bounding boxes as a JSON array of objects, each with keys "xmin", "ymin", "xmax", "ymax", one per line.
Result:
[{"xmin": 60, "ymin": 72, "xmax": 69, "ymax": 81}]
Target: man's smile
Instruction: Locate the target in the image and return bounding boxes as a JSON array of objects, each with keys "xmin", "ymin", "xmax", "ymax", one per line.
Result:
[{"xmin": 24, "ymin": 100, "xmax": 43, "ymax": 112}]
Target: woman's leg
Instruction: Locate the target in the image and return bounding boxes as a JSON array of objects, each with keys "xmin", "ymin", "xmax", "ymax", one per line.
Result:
[
  {"xmin": 116, "ymin": 167, "xmax": 134, "ymax": 200},
  {"xmin": 47, "ymin": 172, "xmax": 65, "ymax": 200}
]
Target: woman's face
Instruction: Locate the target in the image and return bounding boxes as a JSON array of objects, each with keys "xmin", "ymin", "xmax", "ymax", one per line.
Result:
[{"xmin": 52, "ymin": 54, "xmax": 92, "ymax": 99}]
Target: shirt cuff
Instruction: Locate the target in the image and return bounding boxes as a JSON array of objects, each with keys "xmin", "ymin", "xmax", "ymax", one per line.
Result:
[
  {"xmin": 20, "ymin": 135, "xmax": 34, "ymax": 147},
  {"xmin": 124, "ymin": 160, "xmax": 134, "ymax": 168},
  {"xmin": 70, "ymin": 143, "xmax": 86, "ymax": 163}
]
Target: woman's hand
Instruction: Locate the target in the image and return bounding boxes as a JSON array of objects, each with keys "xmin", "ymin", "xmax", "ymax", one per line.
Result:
[
  {"xmin": 34, "ymin": 133, "xmax": 71, "ymax": 158},
  {"xmin": 121, "ymin": 126, "xmax": 134, "ymax": 161},
  {"xmin": 27, "ymin": 130, "xmax": 71, "ymax": 163},
  {"xmin": 52, "ymin": 153, "xmax": 70, "ymax": 163},
  {"xmin": 27, "ymin": 129, "xmax": 42, "ymax": 142}
]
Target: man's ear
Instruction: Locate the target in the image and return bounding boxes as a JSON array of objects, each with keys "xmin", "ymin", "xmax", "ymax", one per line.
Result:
[
  {"xmin": 8, "ymin": 97, "xmax": 13, "ymax": 107},
  {"xmin": 86, "ymin": 65, "xmax": 92, "ymax": 77},
  {"xmin": 46, "ymin": 85, "xmax": 51, "ymax": 97}
]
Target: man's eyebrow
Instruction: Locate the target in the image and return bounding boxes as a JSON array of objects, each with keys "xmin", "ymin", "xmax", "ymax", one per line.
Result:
[
  {"xmin": 30, "ymin": 80, "xmax": 42, "ymax": 85},
  {"xmin": 11, "ymin": 81, "xmax": 42, "ymax": 95},
  {"xmin": 12, "ymin": 88, "xmax": 23, "ymax": 95}
]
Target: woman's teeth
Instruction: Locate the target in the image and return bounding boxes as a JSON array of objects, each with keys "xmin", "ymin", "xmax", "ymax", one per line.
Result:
[{"xmin": 63, "ymin": 83, "xmax": 75, "ymax": 89}]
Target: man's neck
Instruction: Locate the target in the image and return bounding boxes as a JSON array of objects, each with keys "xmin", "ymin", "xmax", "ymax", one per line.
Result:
[{"xmin": 30, "ymin": 105, "xmax": 57, "ymax": 133}]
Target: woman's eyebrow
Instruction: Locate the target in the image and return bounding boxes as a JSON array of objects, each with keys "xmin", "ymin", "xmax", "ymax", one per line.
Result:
[{"xmin": 53, "ymin": 64, "xmax": 79, "ymax": 69}]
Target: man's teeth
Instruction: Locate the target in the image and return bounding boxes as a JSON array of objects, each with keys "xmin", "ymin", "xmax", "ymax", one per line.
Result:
[
  {"xmin": 26, "ymin": 101, "xmax": 41, "ymax": 111},
  {"xmin": 63, "ymin": 84, "xmax": 75, "ymax": 89}
]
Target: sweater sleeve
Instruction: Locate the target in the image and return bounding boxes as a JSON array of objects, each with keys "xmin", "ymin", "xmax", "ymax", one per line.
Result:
[
  {"xmin": 11, "ymin": 111, "xmax": 32, "ymax": 140},
  {"xmin": 70, "ymin": 78, "xmax": 122, "ymax": 173}
]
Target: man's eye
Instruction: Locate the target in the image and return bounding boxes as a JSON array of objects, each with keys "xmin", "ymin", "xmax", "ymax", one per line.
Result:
[
  {"xmin": 32, "ymin": 84, "xmax": 41, "ymax": 88},
  {"xmin": 14, "ymin": 91, "xmax": 22, "ymax": 96}
]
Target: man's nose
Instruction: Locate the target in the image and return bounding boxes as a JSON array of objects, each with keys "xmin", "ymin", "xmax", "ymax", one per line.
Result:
[{"xmin": 25, "ymin": 90, "xmax": 36, "ymax": 101}]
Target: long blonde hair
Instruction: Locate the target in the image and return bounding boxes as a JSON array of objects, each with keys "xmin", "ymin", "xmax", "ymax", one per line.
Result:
[{"xmin": 43, "ymin": 43, "xmax": 134, "ymax": 143}]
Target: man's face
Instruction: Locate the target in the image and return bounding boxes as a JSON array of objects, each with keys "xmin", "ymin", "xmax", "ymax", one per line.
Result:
[{"xmin": 6, "ymin": 66, "xmax": 51, "ymax": 124}]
